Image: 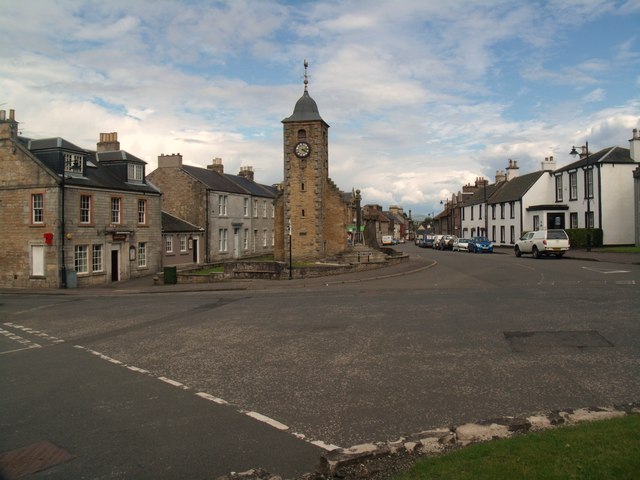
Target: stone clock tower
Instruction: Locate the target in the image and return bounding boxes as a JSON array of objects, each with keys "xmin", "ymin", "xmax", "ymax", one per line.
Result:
[{"xmin": 274, "ymin": 60, "xmax": 351, "ymax": 262}]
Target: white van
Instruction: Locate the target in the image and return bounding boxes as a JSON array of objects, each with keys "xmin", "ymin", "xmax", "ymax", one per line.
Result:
[
  {"xmin": 515, "ymin": 229, "xmax": 570, "ymax": 258},
  {"xmin": 381, "ymin": 235, "xmax": 394, "ymax": 246}
]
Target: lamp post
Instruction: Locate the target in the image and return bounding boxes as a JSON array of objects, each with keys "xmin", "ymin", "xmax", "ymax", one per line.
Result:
[
  {"xmin": 570, "ymin": 141, "xmax": 591, "ymax": 252},
  {"xmin": 288, "ymin": 219, "xmax": 293, "ymax": 279}
]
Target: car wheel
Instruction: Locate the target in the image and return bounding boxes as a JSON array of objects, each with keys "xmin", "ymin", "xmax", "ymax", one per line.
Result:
[
  {"xmin": 556, "ymin": 253, "xmax": 564, "ymax": 258},
  {"xmin": 515, "ymin": 246, "xmax": 521, "ymax": 257},
  {"xmin": 533, "ymin": 246, "xmax": 541, "ymax": 259}
]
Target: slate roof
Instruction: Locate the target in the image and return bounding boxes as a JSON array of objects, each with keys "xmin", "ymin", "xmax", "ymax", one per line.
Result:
[
  {"xmin": 226, "ymin": 173, "xmax": 276, "ymax": 198},
  {"xmin": 462, "ymin": 182, "xmax": 506, "ymax": 207},
  {"xmin": 96, "ymin": 150, "xmax": 146, "ymax": 164},
  {"xmin": 20, "ymin": 136, "xmax": 160, "ymax": 195},
  {"xmin": 182, "ymin": 165, "xmax": 248, "ymax": 195},
  {"xmin": 555, "ymin": 146, "xmax": 636, "ymax": 173},
  {"xmin": 162, "ymin": 211, "xmax": 203, "ymax": 233},
  {"xmin": 487, "ymin": 171, "xmax": 545, "ymax": 204}
]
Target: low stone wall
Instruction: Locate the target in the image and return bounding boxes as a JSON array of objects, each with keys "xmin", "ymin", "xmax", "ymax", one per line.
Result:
[{"xmin": 171, "ymin": 254, "xmax": 409, "ymax": 284}]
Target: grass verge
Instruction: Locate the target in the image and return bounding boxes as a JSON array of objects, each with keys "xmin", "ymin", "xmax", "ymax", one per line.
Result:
[{"xmin": 396, "ymin": 415, "xmax": 640, "ymax": 480}]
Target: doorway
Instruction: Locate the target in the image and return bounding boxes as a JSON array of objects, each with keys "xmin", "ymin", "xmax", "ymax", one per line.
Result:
[
  {"xmin": 111, "ymin": 248, "xmax": 119, "ymax": 282},
  {"xmin": 192, "ymin": 239, "xmax": 198, "ymax": 263},
  {"xmin": 546, "ymin": 213, "xmax": 566, "ymax": 229}
]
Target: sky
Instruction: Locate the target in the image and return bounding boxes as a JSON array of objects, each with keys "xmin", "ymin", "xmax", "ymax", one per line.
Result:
[{"xmin": 2, "ymin": 0, "xmax": 640, "ymax": 217}]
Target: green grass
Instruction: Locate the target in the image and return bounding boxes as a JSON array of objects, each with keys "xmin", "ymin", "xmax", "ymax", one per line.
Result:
[
  {"xmin": 396, "ymin": 415, "xmax": 640, "ymax": 480},
  {"xmin": 597, "ymin": 246, "xmax": 640, "ymax": 253}
]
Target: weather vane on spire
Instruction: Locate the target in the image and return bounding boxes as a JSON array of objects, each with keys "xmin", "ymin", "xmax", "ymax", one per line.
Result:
[{"xmin": 303, "ymin": 59, "xmax": 309, "ymax": 92}]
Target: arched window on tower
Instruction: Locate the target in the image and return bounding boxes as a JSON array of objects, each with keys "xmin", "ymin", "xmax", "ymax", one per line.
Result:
[{"xmin": 297, "ymin": 129, "xmax": 307, "ymax": 140}]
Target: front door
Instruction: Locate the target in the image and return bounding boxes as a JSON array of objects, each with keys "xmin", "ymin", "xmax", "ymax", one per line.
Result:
[
  {"xmin": 547, "ymin": 213, "xmax": 565, "ymax": 229},
  {"xmin": 233, "ymin": 228, "xmax": 240, "ymax": 258},
  {"xmin": 111, "ymin": 248, "xmax": 119, "ymax": 282},
  {"xmin": 192, "ymin": 239, "xmax": 198, "ymax": 263}
]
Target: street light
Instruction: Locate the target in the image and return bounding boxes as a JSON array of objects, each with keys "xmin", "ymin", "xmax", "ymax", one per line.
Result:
[{"xmin": 570, "ymin": 141, "xmax": 592, "ymax": 252}]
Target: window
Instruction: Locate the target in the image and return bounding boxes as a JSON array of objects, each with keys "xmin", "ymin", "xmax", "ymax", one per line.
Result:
[
  {"xmin": 585, "ymin": 168, "xmax": 594, "ymax": 199},
  {"xmin": 461, "ymin": 208, "xmax": 465, "ymax": 221},
  {"xmin": 510, "ymin": 226, "xmax": 515, "ymax": 244},
  {"xmin": 243, "ymin": 228, "xmax": 249, "ymax": 249},
  {"xmin": 271, "ymin": 204, "xmax": 275, "ymax": 218},
  {"xmin": 137, "ymin": 242, "xmax": 147, "ymax": 267},
  {"xmin": 31, "ymin": 245, "xmax": 45, "ymax": 277},
  {"xmin": 271, "ymin": 230, "xmax": 275, "ymax": 246},
  {"xmin": 500, "ymin": 226, "xmax": 505, "ymax": 243},
  {"xmin": 585, "ymin": 211, "xmax": 594, "ymax": 229},
  {"xmin": 64, "ymin": 153, "xmax": 83, "ymax": 173},
  {"xmin": 218, "ymin": 195, "xmax": 227, "ymax": 216},
  {"xmin": 253, "ymin": 199, "xmax": 258, "ymax": 217},
  {"xmin": 180, "ymin": 235, "xmax": 187, "ymax": 252},
  {"xmin": 219, "ymin": 228, "xmax": 228, "ymax": 252},
  {"xmin": 80, "ymin": 195, "xmax": 91, "ymax": 224},
  {"xmin": 92, "ymin": 244, "xmax": 103, "ymax": 272},
  {"xmin": 137, "ymin": 199, "xmax": 147, "ymax": 224},
  {"xmin": 569, "ymin": 172, "xmax": 578, "ymax": 200},
  {"xmin": 570, "ymin": 212, "xmax": 578, "ymax": 229},
  {"xmin": 262, "ymin": 229, "xmax": 267, "ymax": 247},
  {"xmin": 479, "ymin": 204, "xmax": 482, "ymax": 220},
  {"xmin": 32, "ymin": 193, "xmax": 44, "ymax": 224},
  {"xmin": 555, "ymin": 175, "xmax": 563, "ymax": 202},
  {"xmin": 500, "ymin": 203, "xmax": 505, "ymax": 219},
  {"xmin": 491, "ymin": 205, "xmax": 496, "ymax": 220},
  {"xmin": 297, "ymin": 129, "xmax": 307, "ymax": 140},
  {"xmin": 533, "ymin": 215, "xmax": 540, "ymax": 231},
  {"xmin": 491, "ymin": 225, "xmax": 496, "ymax": 242},
  {"xmin": 243, "ymin": 198, "xmax": 249, "ymax": 217},
  {"xmin": 470, "ymin": 206, "xmax": 474, "ymax": 221},
  {"xmin": 509, "ymin": 201, "xmax": 515, "ymax": 219},
  {"xmin": 263, "ymin": 200, "xmax": 267, "ymax": 218},
  {"xmin": 128, "ymin": 163, "xmax": 144, "ymax": 182},
  {"xmin": 111, "ymin": 197, "xmax": 121, "ymax": 224},
  {"xmin": 165, "ymin": 235, "xmax": 173, "ymax": 253},
  {"xmin": 253, "ymin": 229, "xmax": 258, "ymax": 252},
  {"xmin": 74, "ymin": 245, "xmax": 88, "ymax": 273}
]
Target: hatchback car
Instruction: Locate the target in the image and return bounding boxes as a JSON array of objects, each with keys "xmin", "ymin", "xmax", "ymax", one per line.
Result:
[
  {"xmin": 468, "ymin": 236, "xmax": 493, "ymax": 253},
  {"xmin": 452, "ymin": 238, "xmax": 470, "ymax": 252}
]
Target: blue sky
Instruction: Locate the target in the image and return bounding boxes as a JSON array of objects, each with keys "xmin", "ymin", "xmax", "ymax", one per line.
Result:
[{"xmin": 1, "ymin": 0, "xmax": 639, "ymax": 216}]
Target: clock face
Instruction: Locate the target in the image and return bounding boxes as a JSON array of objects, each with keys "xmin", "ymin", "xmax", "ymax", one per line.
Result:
[{"xmin": 294, "ymin": 142, "xmax": 310, "ymax": 158}]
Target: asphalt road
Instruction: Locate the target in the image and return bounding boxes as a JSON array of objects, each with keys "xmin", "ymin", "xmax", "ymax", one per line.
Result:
[{"xmin": 2, "ymin": 244, "xmax": 639, "ymax": 478}]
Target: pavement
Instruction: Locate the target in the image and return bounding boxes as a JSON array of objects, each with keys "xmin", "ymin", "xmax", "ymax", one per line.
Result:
[{"xmin": 2, "ymin": 248, "xmax": 638, "ymax": 296}]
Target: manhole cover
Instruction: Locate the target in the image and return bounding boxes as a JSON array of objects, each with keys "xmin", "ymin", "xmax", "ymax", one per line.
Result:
[
  {"xmin": 0, "ymin": 440, "xmax": 73, "ymax": 479},
  {"xmin": 504, "ymin": 330, "xmax": 613, "ymax": 352}
]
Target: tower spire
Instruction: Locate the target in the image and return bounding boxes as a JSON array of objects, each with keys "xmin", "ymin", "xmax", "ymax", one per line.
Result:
[{"xmin": 303, "ymin": 59, "xmax": 309, "ymax": 92}]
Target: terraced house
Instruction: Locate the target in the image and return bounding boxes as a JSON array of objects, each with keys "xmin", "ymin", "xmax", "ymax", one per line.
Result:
[
  {"xmin": 0, "ymin": 111, "xmax": 161, "ymax": 288},
  {"xmin": 147, "ymin": 155, "xmax": 277, "ymax": 263}
]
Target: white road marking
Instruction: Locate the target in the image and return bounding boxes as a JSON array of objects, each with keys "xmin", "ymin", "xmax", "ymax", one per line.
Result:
[
  {"xmin": 244, "ymin": 411, "xmax": 289, "ymax": 431},
  {"xmin": 196, "ymin": 392, "xmax": 229, "ymax": 405},
  {"xmin": 581, "ymin": 267, "xmax": 630, "ymax": 274}
]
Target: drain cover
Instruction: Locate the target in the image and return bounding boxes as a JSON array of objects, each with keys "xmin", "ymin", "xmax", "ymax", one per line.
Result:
[
  {"xmin": 0, "ymin": 440, "xmax": 73, "ymax": 479},
  {"xmin": 504, "ymin": 330, "xmax": 613, "ymax": 352}
]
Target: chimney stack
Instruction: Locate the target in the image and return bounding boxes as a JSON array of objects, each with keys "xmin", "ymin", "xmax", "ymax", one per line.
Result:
[
  {"xmin": 207, "ymin": 157, "xmax": 224, "ymax": 174},
  {"xmin": 495, "ymin": 170, "xmax": 507, "ymax": 183},
  {"xmin": 97, "ymin": 132, "xmax": 120, "ymax": 152},
  {"xmin": 238, "ymin": 165, "xmax": 254, "ymax": 181},
  {"xmin": 541, "ymin": 156, "xmax": 556, "ymax": 171},
  {"xmin": 157, "ymin": 153, "xmax": 183, "ymax": 168},
  {"xmin": 506, "ymin": 159, "xmax": 520, "ymax": 180},
  {"xmin": 0, "ymin": 109, "xmax": 19, "ymax": 140}
]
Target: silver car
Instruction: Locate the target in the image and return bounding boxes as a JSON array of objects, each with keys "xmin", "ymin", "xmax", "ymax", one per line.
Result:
[{"xmin": 453, "ymin": 237, "xmax": 470, "ymax": 252}]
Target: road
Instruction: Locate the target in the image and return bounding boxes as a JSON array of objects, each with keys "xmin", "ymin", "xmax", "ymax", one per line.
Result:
[{"xmin": 2, "ymin": 244, "xmax": 639, "ymax": 478}]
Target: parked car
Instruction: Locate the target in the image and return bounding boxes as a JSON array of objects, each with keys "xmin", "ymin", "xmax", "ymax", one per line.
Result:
[
  {"xmin": 468, "ymin": 236, "xmax": 493, "ymax": 253},
  {"xmin": 432, "ymin": 235, "xmax": 443, "ymax": 249},
  {"xmin": 438, "ymin": 235, "xmax": 455, "ymax": 250},
  {"xmin": 453, "ymin": 238, "xmax": 470, "ymax": 252},
  {"xmin": 419, "ymin": 235, "xmax": 435, "ymax": 248},
  {"xmin": 514, "ymin": 229, "xmax": 570, "ymax": 258}
]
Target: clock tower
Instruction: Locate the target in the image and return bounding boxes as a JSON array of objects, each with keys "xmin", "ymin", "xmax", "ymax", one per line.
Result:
[{"xmin": 274, "ymin": 60, "xmax": 349, "ymax": 262}]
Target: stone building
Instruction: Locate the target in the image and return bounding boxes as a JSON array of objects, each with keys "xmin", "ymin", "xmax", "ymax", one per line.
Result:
[
  {"xmin": 274, "ymin": 61, "xmax": 352, "ymax": 262},
  {"xmin": 147, "ymin": 156, "xmax": 276, "ymax": 263},
  {"xmin": 0, "ymin": 112, "xmax": 162, "ymax": 288}
]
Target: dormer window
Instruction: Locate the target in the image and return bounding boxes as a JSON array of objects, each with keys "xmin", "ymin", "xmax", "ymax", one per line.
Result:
[
  {"xmin": 128, "ymin": 163, "xmax": 144, "ymax": 182},
  {"xmin": 64, "ymin": 153, "xmax": 83, "ymax": 174}
]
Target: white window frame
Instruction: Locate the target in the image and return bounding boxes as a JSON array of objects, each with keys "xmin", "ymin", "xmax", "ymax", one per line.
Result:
[
  {"xmin": 80, "ymin": 195, "xmax": 91, "ymax": 224},
  {"xmin": 243, "ymin": 228, "xmax": 249, "ymax": 249},
  {"xmin": 74, "ymin": 245, "xmax": 89, "ymax": 273},
  {"xmin": 219, "ymin": 228, "xmax": 228, "ymax": 252},
  {"xmin": 31, "ymin": 245, "xmax": 45, "ymax": 277},
  {"xmin": 138, "ymin": 199, "xmax": 147, "ymax": 224},
  {"xmin": 165, "ymin": 235, "xmax": 173, "ymax": 253},
  {"xmin": 137, "ymin": 242, "xmax": 147, "ymax": 267},
  {"xmin": 243, "ymin": 198, "xmax": 249, "ymax": 217},
  {"xmin": 253, "ymin": 199, "xmax": 258, "ymax": 218},
  {"xmin": 569, "ymin": 172, "xmax": 578, "ymax": 200},
  {"xmin": 111, "ymin": 197, "xmax": 121, "ymax": 224},
  {"xmin": 179, "ymin": 235, "xmax": 187, "ymax": 252},
  {"xmin": 128, "ymin": 163, "xmax": 144, "ymax": 182},
  {"xmin": 555, "ymin": 175, "xmax": 563, "ymax": 202},
  {"xmin": 32, "ymin": 193, "xmax": 44, "ymax": 224}
]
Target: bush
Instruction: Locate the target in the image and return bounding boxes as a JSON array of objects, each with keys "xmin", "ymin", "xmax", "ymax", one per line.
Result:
[{"xmin": 566, "ymin": 228, "xmax": 603, "ymax": 248}]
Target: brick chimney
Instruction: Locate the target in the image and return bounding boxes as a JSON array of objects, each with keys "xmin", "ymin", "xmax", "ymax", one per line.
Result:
[
  {"xmin": 541, "ymin": 156, "xmax": 556, "ymax": 171},
  {"xmin": 495, "ymin": 170, "xmax": 507, "ymax": 183},
  {"xmin": 207, "ymin": 157, "xmax": 224, "ymax": 174},
  {"xmin": 97, "ymin": 132, "xmax": 120, "ymax": 152},
  {"xmin": 157, "ymin": 153, "xmax": 183, "ymax": 168},
  {"xmin": 629, "ymin": 128, "xmax": 639, "ymax": 162},
  {"xmin": 238, "ymin": 165, "xmax": 254, "ymax": 181}
]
